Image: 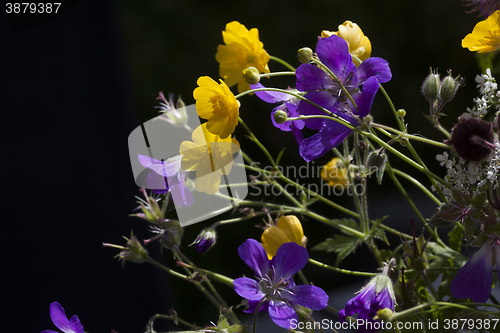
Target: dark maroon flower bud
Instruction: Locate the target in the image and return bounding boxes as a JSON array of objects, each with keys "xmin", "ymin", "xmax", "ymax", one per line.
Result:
[{"xmin": 448, "ymin": 117, "xmax": 495, "ymax": 162}]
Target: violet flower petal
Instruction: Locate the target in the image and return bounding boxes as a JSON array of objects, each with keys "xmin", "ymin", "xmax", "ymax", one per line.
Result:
[
  {"xmin": 233, "ymin": 277, "xmax": 266, "ymax": 301},
  {"xmin": 251, "ymin": 82, "xmax": 291, "ymax": 103},
  {"xmin": 296, "ymin": 91, "xmax": 337, "ymax": 130},
  {"xmin": 356, "ymin": 57, "xmax": 392, "ymax": 85},
  {"xmin": 299, "ymin": 131, "xmax": 331, "ymax": 162},
  {"xmin": 451, "ymin": 244, "xmax": 493, "ymax": 303},
  {"xmin": 268, "ymin": 299, "xmax": 298, "ymax": 329},
  {"xmin": 316, "ymin": 35, "xmax": 355, "ymax": 78},
  {"xmin": 349, "ymin": 76, "xmax": 380, "ymax": 118},
  {"xmin": 138, "ymin": 154, "xmax": 181, "ymax": 178},
  {"xmin": 358, "ymin": 310, "xmax": 379, "ymax": 333},
  {"xmin": 296, "ymin": 64, "xmax": 335, "ymax": 92},
  {"xmin": 238, "ymin": 239, "xmax": 269, "ymax": 278},
  {"xmin": 69, "ymin": 316, "xmax": 84, "ymax": 333},
  {"xmin": 169, "ymin": 172, "xmax": 193, "ymax": 207},
  {"xmin": 284, "ymin": 285, "xmax": 329, "ymax": 310},
  {"xmin": 49, "ymin": 302, "xmax": 73, "ymax": 333},
  {"xmin": 245, "ymin": 300, "xmax": 269, "ymax": 314},
  {"xmin": 273, "ymin": 242, "xmax": 309, "ymax": 281}
]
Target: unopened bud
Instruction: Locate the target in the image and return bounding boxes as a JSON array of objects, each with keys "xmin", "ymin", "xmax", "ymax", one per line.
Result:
[
  {"xmin": 192, "ymin": 227, "xmax": 217, "ymax": 254},
  {"xmin": 273, "ymin": 110, "xmax": 288, "ymax": 124},
  {"xmin": 366, "ymin": 149, "xmax": 387, "ymax": 184},
  {"xmin": 120, "ymin": 232, "xmax": 148, "ymax": 264},
  {"xmin": 440, "ymin": 71, "xmax": 461, "ymax": 103},
  {"xmin": 161, "ymin": 220, "xmax": 184, "ymax": 250},
  {"xmin": 243, "ymin": 67, "xmax": 260, "ymax": 84},
  {"xmin": 397, "ymin": 109, "xmax": 406, "ymax": 118},
  {"xmin": 297, "ymin": 47, "xmax": 313, "ymax": 64},
  {"xmin": 376, "ymin": 308, "xmax": 394, "ymax": 322},
  {"xmin": 421, "ymin": 69, "xmax": 440, "ymax": 102}
]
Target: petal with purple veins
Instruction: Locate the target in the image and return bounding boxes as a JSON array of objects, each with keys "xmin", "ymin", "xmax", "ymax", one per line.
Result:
[
  {"xmin": 251, "ymin": 82, "xmax": 291, "ymax": 103},
  {"xmin": 451, "ymin": 243, "xmax": 493, "ymax": 303},
  {"xmin": 238, "ymin": 239, "xmax": 269, "ymax": 278},
  {"xmin": 268, "ymin": 299, "xmax": 298, "ymax": 329},
  {"xmin": 49, "ymin": 302, "xmax": 73, "ymax": 333},
  {"xmin": 356, "ymin": 57, "xmax": 392, "ymax": 85},
  {"xmin": 316, "ymin": 35, "xmax": 355, "ymax": 78},
  {"xmin": 350, "ymin": 76, "xmax": 380, "ymax": 118},
  {"xmin": 296, "ymin": 91, "xmax": 337, "ymax": 130},
  {"xmin": 296, "ymin": 64, "xmax": 335, "ymax": 92},
  {"xmin": 233, "ymin": 277, "xmax": 266, "ymax": 301},
  {"xmin": 69, "ymin": 316, "xmax": 84, "ymax": 333},
  {"xmin": 273, "ymin": 242, "xmax": 309, "ymax": 281},
  {"xmin": 283, "ymin": 285, "xmax": 329, "ymax": 310}
]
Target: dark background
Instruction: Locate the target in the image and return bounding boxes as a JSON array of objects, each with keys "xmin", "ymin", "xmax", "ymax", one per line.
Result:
[{"xmin": 1, "ymin": 0, "xmax": 487, "ymax": 332}]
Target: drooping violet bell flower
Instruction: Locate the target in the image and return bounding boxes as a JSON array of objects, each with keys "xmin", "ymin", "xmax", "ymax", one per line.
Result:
[
  {"xmin": 339, "ymin": 262, "xmax": 396, "ymax": 333},
  {"xmin": 42, "ymin": 302, "xmax": 84, "ymax": 333},
  {"xmin": 233, "ymin": 239, "xmax": 328, "ymax": 329},
  {"xmin": 250, "ymin": 82, "xmax": 305, "ymax": 145},
  {"xmin": 138, "ymin": 154, "xmax": 193, "ymax": 207},
  {"xmin": 451, "ymin": 236, "xmax": 500, "ymax": 302},
  {"xmin": 295, "ymin": 35, "xmax": 392, "ymax": 161}
]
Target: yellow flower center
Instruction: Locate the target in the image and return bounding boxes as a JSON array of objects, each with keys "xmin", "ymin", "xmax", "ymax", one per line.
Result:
[{"xmin": 209, "ymin": 94, "xmax": 229, "ymax": 116}]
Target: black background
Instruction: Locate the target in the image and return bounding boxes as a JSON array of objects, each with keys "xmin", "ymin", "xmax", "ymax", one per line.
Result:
[{"xmin": 1, "ymin": 0, "xmax": 486, "ymax": 332}]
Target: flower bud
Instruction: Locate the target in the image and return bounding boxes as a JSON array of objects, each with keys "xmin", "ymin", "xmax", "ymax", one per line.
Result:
[
  {"xmin": 297, "ymin": 47, "xmax": 313, "ymax": 64},
  {"xmin": 421, "ymin": 69, "xmax": 440, "ymax": 103},
  {"xmin": 157, "ymin": 92, "xmax": 189, "ymax": 128},
  {"xmin": 439, "ymin": 71, "xmax": 461, "ymax": 103},
  {"xmin": 243, "ymin": 67, "xmax": 260, "ymax": 84},
  {"xmin": 161, "ymin": 220, "xmax": 184, "ymax": 250},
  {"xmin": 192, "ymin": 227, "xmax": 217, "ymax": 254},
  {"xmin": 376, "ymin": 308, "xmax": 394, "ymax": 322},
  {"xmin": 273, "ymin": 110, "xmax": 288, "ymax": 124},
  {"xmin": 119, "ymin": 232, "xmax": 148, "ymax": 264},
  {"xmin": 397, "ymin": 109, "xmax": 406, "ymax": 118},
  {"xmin": 448, "ymin": 117, "xmax": 494, "ymax": 162},
  {"xmin": 366, "ymin": 149, "xmax": 387, "ymax": 184}
]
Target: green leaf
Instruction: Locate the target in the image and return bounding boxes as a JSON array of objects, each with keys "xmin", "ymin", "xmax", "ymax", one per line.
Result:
[
  {"xmin": 447, "ymin": 223, "xmax": 463, "ymax": 252},
  {"xmin": 332, "ymin": 218, "xmax": 361, "ymax": 235},
  {"xmin": 275, "ymin": 148, "xmax": 285, "ymax": 166},
  {"xmin": 312, "ymin": 234, "xmax": 360, "ymax": 266},
  {"xmin": 372, "ymin": 228, "xmax": 390, "ymax": 246}
]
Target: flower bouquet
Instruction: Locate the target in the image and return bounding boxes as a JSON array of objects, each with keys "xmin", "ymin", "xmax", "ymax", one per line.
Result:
[{"xmin": 42, "ymin": 2, "xmax": 500, "ymax": 333}]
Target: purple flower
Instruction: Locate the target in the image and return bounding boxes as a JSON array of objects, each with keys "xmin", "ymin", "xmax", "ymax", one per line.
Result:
[
  {"xmin": 339, "ymin": 273, "xmax": 395, "ymax": 333},
  {"xmin": 138, "ymin": 154, "xmax": 193, "ymax": 207},
  {"xmin": 295, "ymin": 35, "xmax": 391, "ymax": 161},
  {"xmin": 233, "ymin": 239, "xmax": 328, "ymax": 329},
  {"xmin": 192, "ymin": 227, "xmax": 217, "ymax": 253},
  {"xmin": 462, "ymin": 0, "xmax": 500, "ymax": 17},
  {"xmin": 451, "ymin": 238, "xmax": 500, "ymax": 303},
  {"xmin": 250, "ymin": 82, "xmax": 305, "ymax": 145},
  {"xmin": 42, "ymin": 302, "xmax": 83, "ymax": 333}
]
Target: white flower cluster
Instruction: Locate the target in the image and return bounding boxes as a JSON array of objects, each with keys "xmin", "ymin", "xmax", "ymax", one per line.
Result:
[
  {"xmin": 462, "ymin": 68, "xmax": 500, "ymax": 119},
  {"xmin": 434, "ymin": 69, "xmax": 500, "ymax": 199}
]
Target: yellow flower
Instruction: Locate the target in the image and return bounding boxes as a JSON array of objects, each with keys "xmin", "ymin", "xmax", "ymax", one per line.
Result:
[
  {"xmin": 321, "ymin": 21, "xmax": 372, "ymax": 63},
  {"xmin": 321, "ymin": 157, "xmax": 349, "ymax": 187},
  {"xmin": 216, "ymin": 21, "xmax": 270, "ymax": 93},
  {"xmin": 180, "ymin": 123, "xmax": 240, "ymax": 195},
  {"xmin": 261, "ymin": 215, "xmax": 307, "ymax": 259},
  {"xmin": 194, "ymin": 76, "xmax": 240, "ymax": 139},
  {"xmin": 462, "ymin": 10, "xmax": 500, "ymax": 53}
]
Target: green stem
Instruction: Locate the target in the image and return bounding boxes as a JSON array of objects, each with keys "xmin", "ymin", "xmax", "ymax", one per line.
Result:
[
  {"xmin": 391, "ymin": 168, "xmax": 441, "ymax": 206},
  {"xmin": 269, "ymin": 55, "xmax": 296, "ymax": 71},
  {"xmin": 148, "ymin": 313, "xmax": 202, "ymax": 333},
  {"xmin": 372, "ymin": 123, "xmax": 451, "ymax": 149},
  {"xmin": 308, "ymin": 258, "xmax": 376, "ymax": 276},
  {"xmin": 258, "ymin": 71, "xmax": 296, "ymax": 78}
]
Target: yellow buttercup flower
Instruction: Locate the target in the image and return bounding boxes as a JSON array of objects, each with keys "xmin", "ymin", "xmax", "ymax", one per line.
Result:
[
  {"xmin": 216, "ymin": 21, "xmax": 270, "ymax": 93},
  {"xmin": 180, "ymin": 123, "xmax": 240, "ymax": 195},
  {"xmin": 194, "ymin": 76, "xmax": 240, "ymax": 139},
  {"xmin": 261, "ymin": 215, "xmax": 307, "ymax": 259},
  {"xmin": 322, "ymin": 21, "xmax": 372, "ymax": 63},
  {"xmin": 462, "ymin": 10, "xmax": 500, "ymax": 53},
  {"xmin": 321, "ymin": 157, "xmax": 349, "ymax": 187}
]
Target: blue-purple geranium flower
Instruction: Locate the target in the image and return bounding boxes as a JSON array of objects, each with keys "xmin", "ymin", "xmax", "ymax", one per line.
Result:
[
  {"xmin": 138, "ymin": 154, "xmax": 193, "ymax": 207},
  {"xmin": 42, "ymin": 302, "xmax": 83, "ymax": 333},
  {"xmin": 250, "ymin": 82, "xmax": 305, "ymax": 145},
  {"xmin": 339, "ymin": 267, "xmax": 396, "ymax": 333},
  {"xmin": 451, "ymin": 236, "xmax": 500, "ymax": 303},
  {"xmin": 233, "ymin": 239, "xmax": 328, "ymax": 329},
  {"xmin": 295, "ymin": 35, "xmax": 392, "ymax": 161}
]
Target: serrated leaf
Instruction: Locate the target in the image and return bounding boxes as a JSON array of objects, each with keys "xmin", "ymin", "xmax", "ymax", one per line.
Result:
[
  {"xmin": 333, "ymin": 218, "xmax": 361, "ymax": 235},
  {"xmin": 372, "ymin": 228, "xmax": 390, "ymax": 246},
  {"xmin": 312, "ymin": 234, "xmax": 360, "ymax": 266}
]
